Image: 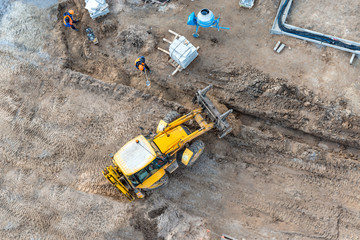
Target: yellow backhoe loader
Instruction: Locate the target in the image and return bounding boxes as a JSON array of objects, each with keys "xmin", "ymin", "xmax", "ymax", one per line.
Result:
[{"xmin": 102, "ymin": 85, "xmax": 232, "ymax": 201}]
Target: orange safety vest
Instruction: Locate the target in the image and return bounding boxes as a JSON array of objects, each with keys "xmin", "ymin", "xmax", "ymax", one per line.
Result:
[
  {"xmin": 63, "ymin": 14, "xmax": 73, "ymax": 27},
  {"xmin": 134, "ymin": 57, "xmax": 145, "ymax": 70}
]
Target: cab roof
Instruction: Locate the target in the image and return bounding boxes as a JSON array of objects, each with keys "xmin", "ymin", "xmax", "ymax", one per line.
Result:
[{"xmin": 113, "ymin": 135, "xmax": 156, "ymax": 175}]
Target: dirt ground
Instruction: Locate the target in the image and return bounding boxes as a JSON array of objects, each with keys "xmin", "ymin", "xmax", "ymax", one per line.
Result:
[
  {"xmin": 1, "ymin": 0, "xmax": 360, "ymax": 239},
  {"xmin": 288, "ymin": 0, "xmax": 360, "ymax": 41}
]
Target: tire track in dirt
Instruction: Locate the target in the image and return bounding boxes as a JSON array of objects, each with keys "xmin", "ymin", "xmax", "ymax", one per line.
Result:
[
  {"xmin": 0, "ymin": 189, "xmax": 55, "ymax": 239},
  {"xmin": 0, "ymin": 91, "xmax": 78, "ymax": 174},
  {"xmin": 188, "ymin": 162, "xmax": 341, "ymax": 238},
  {"xmin": 1, "ymin": 54, "xmax": 186, "ymax": 202},
  {"xmin": 0, "ymin": 55, "xmax": 87, "ymax": 175},
  {"xmin": 228, "ymin": 136, "xmax": 360, "ymax": 239},
  {"xmin": 229, "ymin": 135, "xmax": 360, "ymax": 208}
]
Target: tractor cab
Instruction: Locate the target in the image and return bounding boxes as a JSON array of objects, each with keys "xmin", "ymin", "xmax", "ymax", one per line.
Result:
[
  {"xmin": 113, "ymin": 135, "xmax": 167, "ymax": 188},
  {"xmin": 113, "ymin": 125, "xmax": 191, "ymax": 190}
]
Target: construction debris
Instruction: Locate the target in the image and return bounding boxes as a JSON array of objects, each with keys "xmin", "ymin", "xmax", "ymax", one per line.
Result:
[
  {"xmin": 222, "ymin": 234, "xmax": 240, "ymax": 240},
  {"xmin": 350, "ymin": 53, "xmax": 357, "ymax": 65},
  {"xmin": 85, "ymin": 0, "xmax": 110, "ymax": 19},
  {"xmin": 277, "ymin": 44, "xmax": 286, "ymax": 53},
  {"xmin": 158, "ymin": 30, "xmax": 199, "ymax": 75},
  {"xmin": 273, "ymin": 41, "xmax": 281, "ymax": 51},
  {"xmin": 85, "ymin": 27, "xmax": 98, "ymax": 44},
  {"xmin": 144, "ymin": 0, "xmax": 170, "ymax": 4},
  {"xmin": 239, "ymin": 0, "xmax": 255, "ymax": 8},
  {"xmin": 274, "ymin": 41, "xmax": 286, "ymax": 53}
]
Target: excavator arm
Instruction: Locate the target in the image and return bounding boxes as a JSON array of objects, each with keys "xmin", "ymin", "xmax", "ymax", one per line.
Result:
[
  {"xmin": 160, "ymin": 112, "xmax": 214, "ymax": 155},
  {"xmin": 154, "ymin": 85, "xmax": 232, "ymax": 155}
]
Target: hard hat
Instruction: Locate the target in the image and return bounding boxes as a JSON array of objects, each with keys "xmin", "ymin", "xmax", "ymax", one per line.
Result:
[
  {"xmin": 138, "ymin": 64, "xmax": 144, "ymax": 71},
  {"xmin": 68, "ymin": 10, "xmax": 74, "ymax": 15}
]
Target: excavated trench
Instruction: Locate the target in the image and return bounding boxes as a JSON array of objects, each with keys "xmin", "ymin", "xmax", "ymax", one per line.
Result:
[
  {"xmin": 61, "ymin": 23, "xmax": 360, "ymax": 152},
  {"xmin": 57, "ymin": 13, "xmax": 360, "ymax": 153},
  {"xmin": 56, "ymin": 0, "xmax": 360, "ymax": 151}
]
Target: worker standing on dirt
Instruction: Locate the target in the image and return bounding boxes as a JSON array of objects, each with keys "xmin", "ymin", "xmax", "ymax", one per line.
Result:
[
  {"xmin": 63, "ymin": 10, "xmax": 80, "ymax": 31},
  {"xmin": 135, "ymin": 56, "xmax": 151, "ymax": 73}
]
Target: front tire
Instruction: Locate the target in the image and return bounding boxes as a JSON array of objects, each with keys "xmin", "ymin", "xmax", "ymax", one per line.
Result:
[
  {"xmin": 187, "ymin": 140, "xmax": 205, "ymax": 166},
  {"xmin": 163, "ymin": 111, "xmax": 180, "ymax": 123}
]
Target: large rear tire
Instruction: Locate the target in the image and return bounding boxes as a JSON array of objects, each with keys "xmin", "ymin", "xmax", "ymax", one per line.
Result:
[
  {"xmin": 163, "ymin": 111, "xmax": 180, "ymax": 123},
  {"xmin": 187, "ymin": 140, "xmax": 205, "ymax": 166}
]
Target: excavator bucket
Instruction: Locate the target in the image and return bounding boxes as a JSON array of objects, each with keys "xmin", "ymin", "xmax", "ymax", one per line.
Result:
[
  {"xmin": 193, "ymin": 85, "xmax": 233, "ymax": 138},
  {"xmin": 102, "ymin": 166, "xmax": 135, "ymax": 201}
]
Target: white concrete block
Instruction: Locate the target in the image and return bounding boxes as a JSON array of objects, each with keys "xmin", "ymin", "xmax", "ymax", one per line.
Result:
[{"xmin": 276, "ymin": 43, "xmax": 286, "ymax": 53}]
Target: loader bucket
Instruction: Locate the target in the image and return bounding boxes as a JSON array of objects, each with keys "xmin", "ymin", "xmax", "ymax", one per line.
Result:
[{"xmin": 194, "ymin": 85, "xmax": 233, "ymax": 138}]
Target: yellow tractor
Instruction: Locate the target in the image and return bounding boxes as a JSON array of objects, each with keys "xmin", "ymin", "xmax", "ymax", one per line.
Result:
[{"xmin": 102, "ymin": 85, "xmax": 232, "ymax": 201}]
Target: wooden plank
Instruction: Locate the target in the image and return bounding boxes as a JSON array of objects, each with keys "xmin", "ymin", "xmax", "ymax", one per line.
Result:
[
  {"xmin": 171, "ymin": 65, "xmax": 182, "ymax": 75},
  {"xmin": 168, "ymin": 29, "xmax": 180, "ymax": 38},
  {"xmin": 163, "ymin": 38, "xmax": 172, "ymax": 44},
  {"xmin": 158, "ymin": 47, "xmax": 170, "ymax": 55}
]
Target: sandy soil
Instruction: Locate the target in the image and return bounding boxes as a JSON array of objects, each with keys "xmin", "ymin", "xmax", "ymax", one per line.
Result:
[
  {"xmin": 288, "ymin": 0, "xmax": 360, "ymax": 41},
  {"xmin": 1, "ymin": 0, "xmax": 360, "ymax": 239}
]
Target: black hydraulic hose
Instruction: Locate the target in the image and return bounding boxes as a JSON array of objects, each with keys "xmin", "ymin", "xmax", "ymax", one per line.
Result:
[{"xmin": 277, "ymin": 0, "xmax": 360, "ymax": 51}]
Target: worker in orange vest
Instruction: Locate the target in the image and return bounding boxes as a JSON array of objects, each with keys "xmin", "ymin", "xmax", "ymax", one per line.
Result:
[
  {"xmin": 135, "ymin": 56, "xmax": 151, "ymax": 73},
  {"xmin": 63, "ymin": 10, "xmax": 80, "ymax": 31}
]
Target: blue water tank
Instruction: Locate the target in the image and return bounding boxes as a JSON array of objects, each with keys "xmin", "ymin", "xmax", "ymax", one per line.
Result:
[{"xmin": 196, "ymin": 9, "xmax": 215, "ymax": 28}]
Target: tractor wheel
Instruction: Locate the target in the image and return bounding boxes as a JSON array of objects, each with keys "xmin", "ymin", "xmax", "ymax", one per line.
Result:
[
  {"xmin": 163, "ymin": 111, "xmax": 180, "ymax": 123},
  {"xmin": 187, "ymin": 140, "xmax": 205, "ymax": 166}
]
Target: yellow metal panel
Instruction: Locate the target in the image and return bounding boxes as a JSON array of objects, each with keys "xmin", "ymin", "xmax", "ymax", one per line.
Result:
[
  {"xmin": 102, "ymin": 166, "xmax": 134, "ymax": 201},
  {"xmin": 113, "ymin": 135, "xmax": 156, "ymax": 175},
  {"xmin": 153, "ymin": 126, "xmax": 189, "ymax": 153},
  {"xmin": 181, "ymin": 148, "xmax": 194, "ymax": 165},
  {"xmin": 156, "ymin": 120, "xmax": 168, "ymax": 133},
  {"xmin": 137, "ymin": 168, "xmax": 166, "ymax": 189}
]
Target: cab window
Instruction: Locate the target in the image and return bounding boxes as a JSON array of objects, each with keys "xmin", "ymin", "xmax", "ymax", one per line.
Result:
[{"xmin": 128, "ymin": 158, "xmax": 167, "ymax": 186}]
